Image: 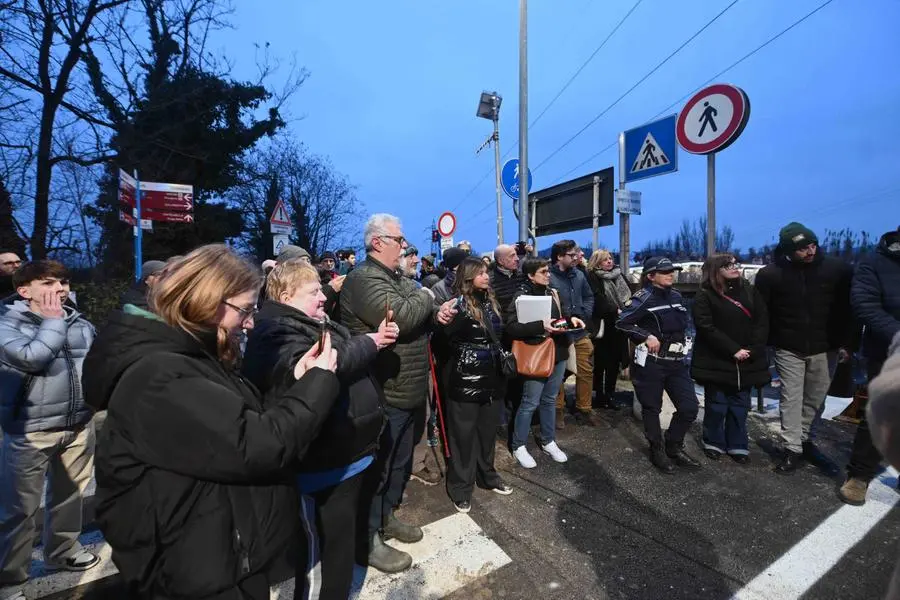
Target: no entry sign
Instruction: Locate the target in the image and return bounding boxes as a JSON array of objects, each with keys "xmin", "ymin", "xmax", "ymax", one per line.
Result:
[{"xmin": 676, "ymin": 84, "xmax": 750, "ymax": 155}]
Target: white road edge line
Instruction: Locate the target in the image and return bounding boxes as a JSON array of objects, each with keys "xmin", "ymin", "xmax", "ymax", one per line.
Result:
[{"xmin": 732, "ymin": 467, "xmax": 899, "ymax": 600}]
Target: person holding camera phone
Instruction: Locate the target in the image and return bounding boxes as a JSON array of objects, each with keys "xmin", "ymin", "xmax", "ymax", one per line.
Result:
[
  {"xmin": 438, "ymin": 257, "xmax": 514, "ymax": 514},
  {"xmin": 82, "ymin": 245, "xmax": 342, "ymax": 600},
  {"xmin": 243, "ymin": 259, "xmax": 399, "ymax": 599},
  {"xmin": 505, "ymin": 257, "xmax": 572, "ymax": 469}
]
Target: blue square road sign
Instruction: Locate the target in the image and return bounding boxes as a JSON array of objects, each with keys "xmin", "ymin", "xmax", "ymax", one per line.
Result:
[{"xmin": 621, "ymin": 114, "xmax": 679, "ymax": 183}]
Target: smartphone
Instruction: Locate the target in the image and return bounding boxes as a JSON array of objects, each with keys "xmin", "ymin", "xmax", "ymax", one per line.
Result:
[
  {"xmin": 316, "ymin": 319, "xmax": 328, "ymax": 356},
  {"xmin": 454, "ymin": 295, "xmax": 466, "ymax": 311},
  {"xmin": 385, "ymin": 299, "xmax": 392, "ymax": 324}
]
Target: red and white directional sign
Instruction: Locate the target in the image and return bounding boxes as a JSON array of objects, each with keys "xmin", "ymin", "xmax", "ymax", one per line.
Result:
[
  {"xmin": 676, "ymin": 84, "xmax": 750, "ymax": 155},
  {"xmin": 437, "ymin": 212, "xmax": 456, "ymax": 238},
  {"xmin": 140, "ymin": 208, "xmax": 195, "ymax": 223},
  {"xmin": 119, "ymin": 170, "xmax": 194, "ymax": 213}
]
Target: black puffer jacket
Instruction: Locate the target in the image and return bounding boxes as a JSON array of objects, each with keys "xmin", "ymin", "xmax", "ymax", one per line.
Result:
[
  {"xmin": 243, "ymin": 300, "xmax": 384, "ymax": 472},
  {"xmin": 505, "ymin": 280, "xmax": 569, "ymax": 365},
  {"xmin": 853, "ymin": 230, "xmax": 900, "ymax": 368},
  {"xmin": 691, "ymin": 281, "xmax": 771, "ymax": 390},
  {"xmin": 490, "ymin": 263, "xmax": 524, "ymax": 315},
  {"xmin": 440, "ymin": 293, "xmax": 504, "ymax": 404},
  {"xmin": 755, "ymin": 249, "xmax": 853, "ymax": 355},
  {"xmin": 82, "ymin": 307, "xmax": 340, "ymax": 599}
]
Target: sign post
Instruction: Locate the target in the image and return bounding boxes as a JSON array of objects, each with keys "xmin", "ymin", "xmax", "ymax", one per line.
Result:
[
  {"xmin": 676, "ymin": 83, "xmax": 750, "ymax": 257},
  {"xmin": 501, "ymin": 159, "xmax": 534, "ymax": 244},
  {"xmin": 134, "ymin": 170, "xmax": 142, "ymax": 280},
  {"xmin": 617, "ymin": 134, "xmax": 630, "ymax": 277},
  {"xmin": 269, "ymin": 199, "xmax": 294, "ymax": 258}
]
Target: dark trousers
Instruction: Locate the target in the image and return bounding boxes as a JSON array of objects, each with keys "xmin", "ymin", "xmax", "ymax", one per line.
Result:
[
  {"xmin": 445, "ymin": 400, "xmax": 503, "ymax": 504},
  {"xmin": 701, "ymin": 386, "xmax": 751, "ymax": 455},
  {"xmin": 848, "ymin": 362, "xmax": 885, "ymax": 482},
  {"xmin": 594, "ymin": 329, "xmax": 625, "ymax": 400},
  {"xmin": 364, "ymin": 404, "xmax": 423, "ymax": 536},
  {"xmin": 296, "ymin": 473, "xmax": 365, "ymax": 600},
  {"xmin": 631, "ymin": 358, "xmax": 699, "ymax": 445}
]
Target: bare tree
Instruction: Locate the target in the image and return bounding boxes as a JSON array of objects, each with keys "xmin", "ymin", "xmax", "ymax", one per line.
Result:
[{"xmin": 0, "ymin": 0, "xmax": 129, "ymax": 258}]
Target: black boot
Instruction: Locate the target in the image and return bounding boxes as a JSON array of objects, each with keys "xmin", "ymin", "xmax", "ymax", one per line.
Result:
[
  {"xmin": 649, "ymin": 442, "xmax": 675, "ymax": 474},
  {"xmin": 366, "ymin": 532, "xmax": 412, "ymax": 573},
  {"xmin": 775, "ymin": 450, "xmax": 802, "ymax": 474},
  {"xmin": 666, "ymin": 441, "xmax": 702, "ymax": 470},
  {"xmin": 382, "ymin": 510, "xmax": 423, "ymax": 543}
]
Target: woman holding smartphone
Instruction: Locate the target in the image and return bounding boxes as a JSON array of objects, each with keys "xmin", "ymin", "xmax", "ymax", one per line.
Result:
[
  {"xmin": 439, "ymin": 257, "xmax": 513, "ymax": 513},
  {"xmin": 83, "ymin": 245, "xmax": 341, "ymax": 600},
  {"xmin": 691, "ymin": 254, "xmax": 769, "ymax": 463}
]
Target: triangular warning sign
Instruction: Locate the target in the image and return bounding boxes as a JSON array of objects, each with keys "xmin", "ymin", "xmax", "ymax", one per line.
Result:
[
  {"xmin": 269, "ymin": 200, "xmax": 291, "ymax": 225},
  {"xmin": 630, "ymin": 132, "xmax": 670, "ymax": 174}
]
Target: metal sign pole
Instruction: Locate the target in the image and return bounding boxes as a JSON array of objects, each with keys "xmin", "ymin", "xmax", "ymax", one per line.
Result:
[
  {"xmin": 592, "ymin": 176, "xmax": 600, "ymax": 253},
  {"xmin": 617, "ymin": 133, "xmax": 630, "ymax": 278},
  {"xmin": 517, "ymin": 0, "xmax": 529, "ymax": 245},
  {"xmin": 493, "ymin": 116, "xmax": 504, "ymax": 245},
  {"xmin": 707, "ymin": 153, "xmax": 716, "ymax": 257},
  {"xmin": 134, "ymin": 169, "xmax": 143, "ymax": 281}
]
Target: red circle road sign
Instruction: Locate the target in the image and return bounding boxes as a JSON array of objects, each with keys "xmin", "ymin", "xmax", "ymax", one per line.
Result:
[
  {"xmin": 437, "ymin": 212, "xmax": 457, "ymax": 237},
  {"xmin": 676, "ymin": 84, "xmax": 750, "ymax": 155}
]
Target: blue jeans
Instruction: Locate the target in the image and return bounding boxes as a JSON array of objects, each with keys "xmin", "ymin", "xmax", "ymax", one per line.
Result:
[
  {"xmin": 702, "ymin": 386, "xmax": 751, "ymax": 455},
  {"xmin": 513, "ymin": 360, "xmax": 568, "ymax": 449}
]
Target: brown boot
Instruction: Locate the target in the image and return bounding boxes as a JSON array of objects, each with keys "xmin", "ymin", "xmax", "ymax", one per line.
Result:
[
  {"xmin": 838, "ymin": 477, "xmax": 869, "ymax": 506},
  {"xmin": 556, "ymin": 408, "xmax": 566, "ymax": 430},
  {"xmin": 574, "ymin": 410, "xmax": 602, "ymax": 427}
]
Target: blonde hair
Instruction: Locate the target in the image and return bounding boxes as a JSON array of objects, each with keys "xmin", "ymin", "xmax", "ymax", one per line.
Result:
[
  {"xmin": 149, "ymin": 244, "xmax": 261, "ymax": 366},
  {"xmin": 452, "ymin": 256, "xmax": 500, "ymax": 325},
  {"xmin": 587, "ymin": 249, "xmax": 613, "ymax": 271},
  {"xmin": 266, "ymin": 260, "xmax": 320, "ymax": 301}
]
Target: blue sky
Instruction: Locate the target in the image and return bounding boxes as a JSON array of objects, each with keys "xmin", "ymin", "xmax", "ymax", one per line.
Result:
[{"xmin": 218, "ymin": 0, "xmax": 900, "ymax": 255}]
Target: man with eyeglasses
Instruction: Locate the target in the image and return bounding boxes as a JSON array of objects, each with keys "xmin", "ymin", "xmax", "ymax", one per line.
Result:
[
  {"xmin": 756, "ymin": 222, "xmax": 854, "ymax": 474},
  {"xmin": 0, "ymin": 252, "xmax": 22, "ymax": 299},
  {"xmin": 549, "ymin": 239, "xmax": 599, "ymax": 428},
  {"xmin": 341, "ymin": 213, "xmax": 456, "ymax": 573}
]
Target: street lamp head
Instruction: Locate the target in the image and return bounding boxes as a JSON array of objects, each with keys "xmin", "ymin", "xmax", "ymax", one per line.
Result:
[{"xmin": 476, "ymin": 91, "xmax": 501, "ymax": 121}]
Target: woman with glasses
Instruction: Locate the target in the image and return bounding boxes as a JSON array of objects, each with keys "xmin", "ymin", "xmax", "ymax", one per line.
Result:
[
  {"xmin": 506, "ymin": 257, "xmax": 571, "ymax": 468},
  {"xmin": 82, "ymin": 244, "xmax": 342, "ymax": 600},
  {"xmin": 439, "ymin": 257, "xmax": 513, "ymax": 513},
  {"xmin": 586, "ymin": 249, "xmax": 632, "ymax": 410},
  {"xmin": 691, "ymin": 254, "xmax": 770, "ymax": 464}
]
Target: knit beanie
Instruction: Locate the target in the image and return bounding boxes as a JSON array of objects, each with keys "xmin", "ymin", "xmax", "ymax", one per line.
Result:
[{"xmin": 778, "ymin": 222, "xmax": 818, "ymax": 251}]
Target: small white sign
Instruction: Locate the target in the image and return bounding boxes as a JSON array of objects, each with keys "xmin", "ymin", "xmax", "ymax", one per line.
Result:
[
  {"xmin": 273, "ymin": 233, "xmax": 290, "ymax": 256},
  {"xmin": 616, "ymin": 189, "xmax": 642, "ymax": 215},
  {"xmin": 440, "ymin": 236, "xmax": 454, "ymax": 251},
  {"xmin": 270, "ymin": 223, "xmax": 293, "ymax": 235},
  {"xmin": 140, "ymin": 219, "xmax": 153, "ymax": 231}
]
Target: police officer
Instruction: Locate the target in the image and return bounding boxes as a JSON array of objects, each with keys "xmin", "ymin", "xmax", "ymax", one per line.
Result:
[{"xmin": 617, "ymin": 257, "xmax": 701, "ymax": 474}]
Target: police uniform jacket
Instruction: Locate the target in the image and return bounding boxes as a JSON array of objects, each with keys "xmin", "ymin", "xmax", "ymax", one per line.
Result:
[{"xmin": 616, "ymin": 285, "xmax": 689, "ymax": 358}]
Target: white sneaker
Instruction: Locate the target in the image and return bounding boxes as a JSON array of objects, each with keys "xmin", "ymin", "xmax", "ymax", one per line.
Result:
[
  {"xmin": 542, "ymin": 441, "xmax": 568, "ymax": 463},
  {"xmin": 513, "ymin": 446, "xmax": 537, "ymax": 468}
]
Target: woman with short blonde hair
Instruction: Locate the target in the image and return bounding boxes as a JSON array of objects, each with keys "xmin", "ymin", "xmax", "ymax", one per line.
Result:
[{"xmin": 83, "ymin": 244, "xmax": 341, "ymax": 600}]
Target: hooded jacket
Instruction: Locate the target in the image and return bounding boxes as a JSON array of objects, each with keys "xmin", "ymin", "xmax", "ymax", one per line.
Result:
[
  {"xmin": 82, "ymin": 307, "xmax": 340, "ymax": 599},
  {"xmin": 439, "ymin": 293, "xmax": 504, "ymax": 404},
  {"xmin": 754, "ymin": 246, "xmax": 853, "ymax": 355},
  {"xmin": 0, "ymin": 301, "xmax": 95, "ymax": 434},
  {"xmin": 690, "ymin": 280, "xmax": 771, "ymax": 390},
  {"xmin": 852, "ymin": 230, "xmax": 900, "ymax": 368},
  {"xmin": 341, "ymin": 256, "xmax": 434, "ymax": 409},
  {"xmin": 242, "ymin": 300, "xmax": 384, "ymax": 472}
]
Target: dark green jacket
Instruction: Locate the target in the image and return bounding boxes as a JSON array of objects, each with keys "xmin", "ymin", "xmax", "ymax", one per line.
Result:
[{"xmin": 341, "ymin": 256, "xmax": 435, "ymax": 409}]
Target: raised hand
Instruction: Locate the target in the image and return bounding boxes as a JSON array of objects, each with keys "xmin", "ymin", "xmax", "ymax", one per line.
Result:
[
  {"xmin": 38, "ymin": 289, "xmax": 64, "ymax": 318},
  {"xmin": 293, "ymin": 332, "xmax": 338, "ymax": 379}
]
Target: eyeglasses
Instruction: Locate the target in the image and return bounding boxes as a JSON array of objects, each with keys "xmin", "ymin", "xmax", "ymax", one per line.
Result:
[
  {"xmin": 223, "ymin": 301, "xmax": 258, "ymax": 323},
  {"xmin": 565, "ymin": 253, "xmax": 578, "ymax": 258},
  {"xmin": 1, "ymin": 260, "xmax": 21, "ymax": 267},
  {"xmin": 723, "ymin": 262, "xmax": 742, "ymax": 270},
  {"xmin": 379, "ymin": 235, "xmax": 407, "ymax": 247}
]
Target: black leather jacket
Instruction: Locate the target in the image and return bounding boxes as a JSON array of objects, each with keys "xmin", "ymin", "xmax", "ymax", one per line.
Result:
[{"xmin": 440, "ymin": 293, "xmax": 504, "ymax": 404}]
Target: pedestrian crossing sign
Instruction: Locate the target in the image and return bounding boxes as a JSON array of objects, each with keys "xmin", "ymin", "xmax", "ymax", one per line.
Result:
[{"xmin": 620, "ymin": 114, "xmax": 679, "ymax": 183}]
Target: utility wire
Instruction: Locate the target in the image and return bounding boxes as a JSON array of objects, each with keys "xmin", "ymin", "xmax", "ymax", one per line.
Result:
[
  {"xmin": 550, "ymin": 0, "xmax": 836, "ymax": 185},
  {"xmin": 449, "ymin": 0, "xmax": 643, "ymax": 214},
  {"xmin": 532, "ymin": 0, "xmax": 741, "ymax": 174}
]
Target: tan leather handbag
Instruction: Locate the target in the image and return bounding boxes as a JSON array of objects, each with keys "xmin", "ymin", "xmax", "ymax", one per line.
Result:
[{"xmin": 512, "ymin": 338, "xmax": 555, "ymax": 378}]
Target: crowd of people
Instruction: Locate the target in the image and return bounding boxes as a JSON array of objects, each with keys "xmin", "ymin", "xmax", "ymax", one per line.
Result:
[{"xmin": 0, "ymin": 218, "xmax": 897, "ymax": 600}]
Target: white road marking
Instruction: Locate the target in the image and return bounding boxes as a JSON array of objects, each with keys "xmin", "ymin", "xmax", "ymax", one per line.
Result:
[
  {"xmin": 26, "ymin": 513, "xmax": 510, "ymax": 600},
  {"xmin": 732, "ymin": 468, "xmax": 899, "ymax": 600},
  {"xmin": 272, "ymin": 513, "xmax": 511, "ymax": 600}
]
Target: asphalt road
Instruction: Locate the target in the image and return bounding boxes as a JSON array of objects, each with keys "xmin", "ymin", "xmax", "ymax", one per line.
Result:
[{"xmin": 26, "ymin": 390, "xmax": 900, "ymax": 600}]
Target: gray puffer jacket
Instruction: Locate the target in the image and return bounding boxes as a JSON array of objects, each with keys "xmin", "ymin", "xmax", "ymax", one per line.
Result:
[{"xmin": 0, "ymin": 301, "xmax": 95, "ymax": 433}]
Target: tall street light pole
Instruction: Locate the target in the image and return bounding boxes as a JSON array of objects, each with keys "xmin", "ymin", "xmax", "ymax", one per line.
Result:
[
  {"xmin": 518, "ymin": 0, "xmax": 529, "ymax": 247},
  {"xmin": 476, "ymin": 91, "xmax": 504, "ymax": 245}
]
